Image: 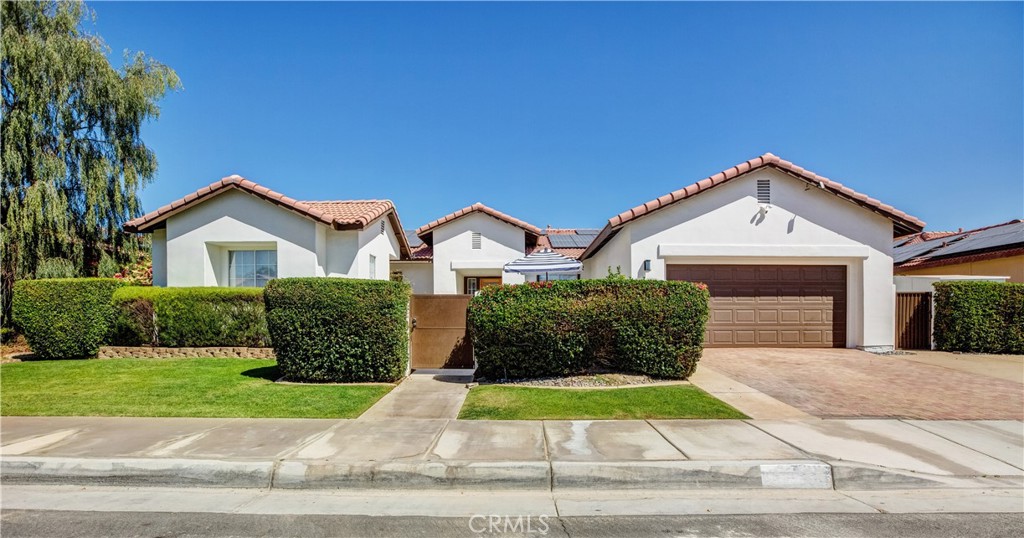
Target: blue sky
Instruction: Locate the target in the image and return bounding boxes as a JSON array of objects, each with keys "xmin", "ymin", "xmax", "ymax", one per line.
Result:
[{"xmin": 91, "ymin": 1, "xmax": 1022, "ymax": 233}]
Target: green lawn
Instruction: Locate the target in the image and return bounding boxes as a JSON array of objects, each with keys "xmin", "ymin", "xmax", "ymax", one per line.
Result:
[
  {"xmin": 0, "ymin": 358, "xmax": 392, "ymax": 418},
  {"xmin": 458, "ymin": 384, "xmax": 747, "ymax": 420}
]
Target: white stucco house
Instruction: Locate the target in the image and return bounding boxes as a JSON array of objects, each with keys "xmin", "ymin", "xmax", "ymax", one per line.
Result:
[
  {"xmin": 123, "ymin": 175, "xmax": 411, "ymax": 287},
  {"xmin": 580, "ymin": 153, "xmax": 924, "ymax": 350},
  {"xmin": 125, "ymin": 153, "xmax": 924, "ymax": 350}
]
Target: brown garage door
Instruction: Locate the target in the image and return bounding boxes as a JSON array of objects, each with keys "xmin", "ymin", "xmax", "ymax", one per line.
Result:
[{"xmin": 667, "ymin": 265, "xmax": 846, "ymax": 348}]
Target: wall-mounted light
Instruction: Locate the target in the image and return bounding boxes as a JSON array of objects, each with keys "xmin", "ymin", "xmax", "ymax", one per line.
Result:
[{"xmin": 643, "ymin": 259, "xmax": 651, "ymax": 272}]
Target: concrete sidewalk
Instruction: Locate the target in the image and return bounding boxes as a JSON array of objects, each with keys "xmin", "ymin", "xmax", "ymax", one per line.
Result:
[{"xmin": 2, "ymin": 417, "xmax": 1021, "ymax": 492}]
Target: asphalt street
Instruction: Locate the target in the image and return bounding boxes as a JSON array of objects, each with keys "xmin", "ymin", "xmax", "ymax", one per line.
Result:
[{"xmin": 2, "ymin": 511, "xmax": 1023, "ymax": 538}]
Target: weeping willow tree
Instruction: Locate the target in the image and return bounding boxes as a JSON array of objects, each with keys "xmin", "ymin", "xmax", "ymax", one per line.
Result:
[{"xmin": 1, "ymin": 0, "xmax": 179, "ymax": 321}]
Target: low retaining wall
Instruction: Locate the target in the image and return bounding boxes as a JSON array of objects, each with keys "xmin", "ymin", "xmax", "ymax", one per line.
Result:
[{"xmin": 98, "ymin": 346, "xmax": 276, "ymax": 360}]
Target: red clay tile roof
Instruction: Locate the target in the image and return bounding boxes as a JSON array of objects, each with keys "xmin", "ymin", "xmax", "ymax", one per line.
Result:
[
  {"xmin": 582, "ymin": 153, "xmax": 926, "ymax": 260},
  {"xmin": 408, "ymin": 243, "xmax": 434, "ymax": 260},
  {"xmin": 415, "ymin": 202, "xmax": 542, "ymax": 239},
  {"xmin": 302, "ymin": 200, "xmax": 398, "ymax": 228},
  {"xmin": 123, "ymin": 175, "xmax": 411, "ymax": 258},
  {"xmin": 895, "ymin": 230, "xmax": 962, "ymax": 247}
]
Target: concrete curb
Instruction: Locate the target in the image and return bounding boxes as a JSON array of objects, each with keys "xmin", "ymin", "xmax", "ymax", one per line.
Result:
[
  {"xmin": 829, "ymin": 461, "xmax": 1024, "ymax": 491},
  {"xmin": 1, "ymin": 456, "xmax": 273, "ymax": 488},
  {"xmin": 274, "ymin": 460, "xmax": 551, "ymax": 490},
  {"xmin": 552, "ymin": 460, "xmax": 833, "ymax": 490},
  {"xmin": 6, "ymin": 456, "xmax": 1019, "ymax": 492}
]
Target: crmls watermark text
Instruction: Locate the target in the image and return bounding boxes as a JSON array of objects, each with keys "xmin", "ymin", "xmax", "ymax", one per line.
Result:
[{"xmin": 468, "ymin": 514, "xmax": 551, "ymax": 535}]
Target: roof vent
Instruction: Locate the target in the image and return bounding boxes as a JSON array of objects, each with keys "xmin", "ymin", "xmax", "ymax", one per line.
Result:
[
  {"xmin": 471, "ymin": 231, "xmax": 482, "ymax": 249},
  {"xmin": 756, "ymin": 179, "xmax": 771, "ymax": 205}
]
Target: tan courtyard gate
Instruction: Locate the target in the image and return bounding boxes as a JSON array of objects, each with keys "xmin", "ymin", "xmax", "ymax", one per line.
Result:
[{"xmin": 409, "ymin": 294, "xmax": 474, "ymax": 369}]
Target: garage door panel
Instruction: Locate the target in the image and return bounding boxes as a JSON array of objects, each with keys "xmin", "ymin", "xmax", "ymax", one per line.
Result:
[
  {"xmin": 734, "ymin": 331, "xmax": 756, "ymax": 344},
  {"xmin": 711, "ymin": 330, "xmax": 735, "ymax": 344},
  {"xmin": 734, "ymin": 267, "xmax": 758, "ymax": 280},
  {"xmin": 668, "ymin": 264, "xmax": 846, "ymax": 348},
  {"xmin": 735, "ymin": 310, "xmax": 756, "ymax": 323},
  {"xmin": 780, "ymin": 310, "xmax": 801, "ymax": 323},
  {"xmin": 779, "ymin": 331, "xmax": 802, "ymax": 344}
]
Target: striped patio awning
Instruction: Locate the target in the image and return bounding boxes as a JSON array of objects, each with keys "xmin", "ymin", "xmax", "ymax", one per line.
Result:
[{"xmin": 504, "ymin": 248, "xmax": 583, "ymax": 274}]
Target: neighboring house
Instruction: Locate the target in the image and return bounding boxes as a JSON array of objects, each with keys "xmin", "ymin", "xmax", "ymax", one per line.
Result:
[
  {"xmin": 123, "ymin": 176, "xmax": 411, "ymax": 287},
  {"xmin": 125, "ymin": 152, "xmax": 925, "ymax": 350},
  {"xmin": 579, "ymin": 153, "xmax": 924, "ymax": 350},
  {"xmin": 894, "ymin": 220, "xmax": 1024, "ymax": 283}
]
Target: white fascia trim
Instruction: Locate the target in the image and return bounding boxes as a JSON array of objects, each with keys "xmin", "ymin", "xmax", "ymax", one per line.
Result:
[
  {"xmin": 657, "ymin": 244, "xmax": 870, "ymax": 259},
  {"xmin": 450, "ymin": 260, "xmax": 507, "ymax": 270}
]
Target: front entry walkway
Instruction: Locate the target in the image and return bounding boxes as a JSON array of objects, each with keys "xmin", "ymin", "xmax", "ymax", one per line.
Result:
[{"xmin": 358, "ymin": 372, "xmax": 472, "ymax": 420}]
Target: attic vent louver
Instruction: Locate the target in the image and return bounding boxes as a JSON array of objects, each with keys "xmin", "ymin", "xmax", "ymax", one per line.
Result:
[
  {"xmin": 380, "ymin": 221, "xmax": 385, "ymax": 235},
  {"xmin": 471, "ymin": 232, "xmax": 482, "ymax": 249},
  {"xmin": 756, "ymin": 179, "xmax": 771, "ymax": 205}
]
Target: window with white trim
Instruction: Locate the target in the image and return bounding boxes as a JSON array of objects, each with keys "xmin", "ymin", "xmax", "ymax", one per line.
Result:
[
  {"xmin": 229, "ymin": 250, "xmax": 277, "ymax": 287},
  {"xmin": 369, "ymin": 255, "xmax": 377, "ymax": 279},
  {"xmin": 466, "ymin": 277, "xmax": 479, "ymax": 295}
]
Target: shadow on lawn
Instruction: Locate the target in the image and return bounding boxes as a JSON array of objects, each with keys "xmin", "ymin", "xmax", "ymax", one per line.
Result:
[{"xmin": 241, "ymin": 365, "xmax": 280, "ymax": 381}]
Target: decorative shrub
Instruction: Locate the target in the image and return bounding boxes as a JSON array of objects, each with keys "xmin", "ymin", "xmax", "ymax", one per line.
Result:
[
  {"xmin": 264, "ymin": 278, "xmax": 411, "ymax": 383},
  {"xmin": 466, "ymin": 286, "xmax": 589, "ymax": 380},
  {"xmin": 12, "ymin": 278, "xmax": 124, "ymax": 359},
  {"xmin": 933, "ymin": 281, "xmax": 1024, "ymax": 354},
  {"xmin": 110, "ymin": 287, "xmax": 270, "ymax": 347},
  {"xmin": 469, "ymin": 278, "xmax": 710, "ymax": 380}
]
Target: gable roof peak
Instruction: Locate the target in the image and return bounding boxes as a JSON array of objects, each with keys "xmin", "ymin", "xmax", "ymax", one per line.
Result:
[
  {"xmin": 123, "ymin": 175, "xmax": 412, "ymax": 258},
  {"xmin": 415, "ymin": 202, "xmax": 542, "ymax": 237},
  {"xmin": 581, "ymin": 153, "xmax": 926, "ymax": 260}
]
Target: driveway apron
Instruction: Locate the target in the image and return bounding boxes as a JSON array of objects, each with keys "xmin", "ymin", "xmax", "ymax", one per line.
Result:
[{"xmin": 701, "ymin": 348, "xmax": 1024, "ymax": 420}]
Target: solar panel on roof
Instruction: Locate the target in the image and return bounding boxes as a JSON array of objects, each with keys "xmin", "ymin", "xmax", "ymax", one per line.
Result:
[
  {"xmin": 926, "ymin": 222, "xmax": 1024, "ymax": 258},
  {"xmin": 404, "ymin": 230, "xmax": 424, "ymax": 248},
  {"xmin": 892, "ymin": 233, "xmax": 966, "ymax": 263},
  {"xmin": 548, "ymin": 234, "xmax": 598, "ymax": 249}
]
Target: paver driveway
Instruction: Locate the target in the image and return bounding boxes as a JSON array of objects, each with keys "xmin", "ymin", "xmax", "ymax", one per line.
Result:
[{"xmin": 700, "ymin": 349, "xmax": 1024, "ymax": 420}]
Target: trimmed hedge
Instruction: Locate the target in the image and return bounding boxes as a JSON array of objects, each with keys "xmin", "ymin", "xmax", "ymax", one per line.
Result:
[
  {"xmin": 11, "ymin": 278, "xmax": 124, "ymax": 359},
  {"xmin": 264, "ymin": 278, "xmax": 412, "ymax": 383},
  {"xmin": 933, "ymin": 281, "xmax": 1024, "ymax": 354},
  {"xmin": 469, "ymin": 278, "xmax": 710, "ymax": 380},
  {"xmin": 110, "ymin": 287, "xmax": 270, "ymax": 347}
]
